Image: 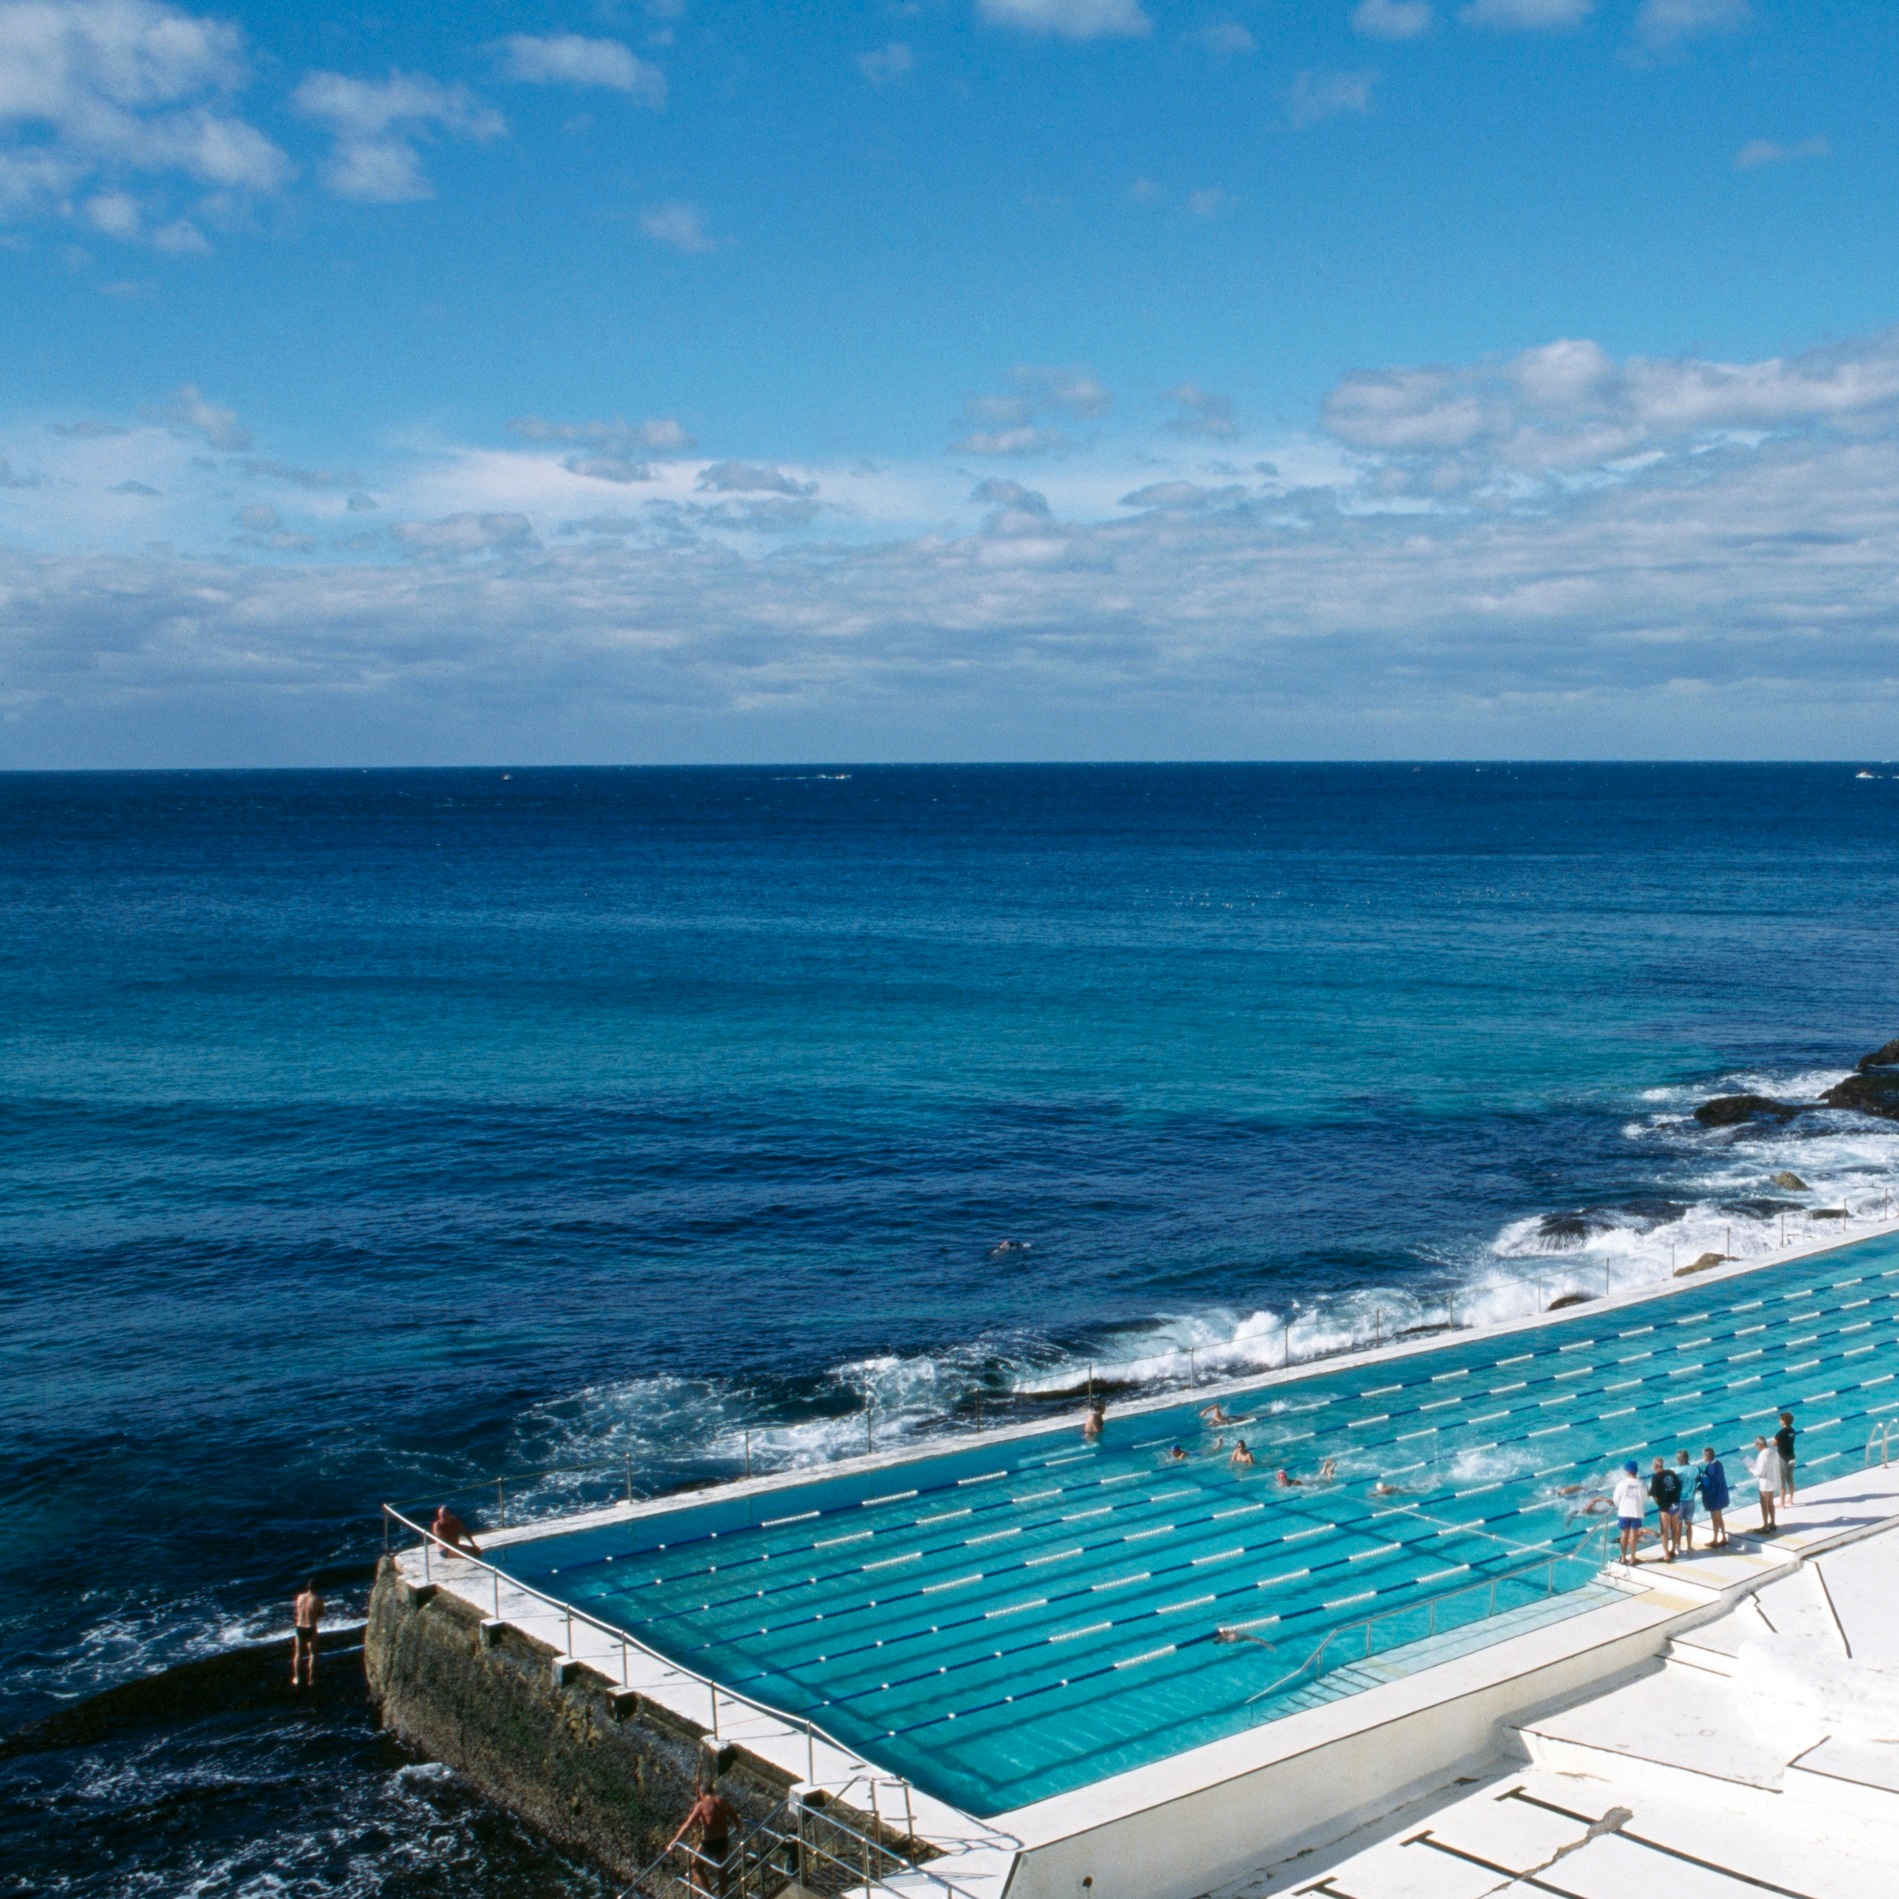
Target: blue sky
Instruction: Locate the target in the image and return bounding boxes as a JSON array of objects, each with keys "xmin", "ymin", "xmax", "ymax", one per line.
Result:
[{"xmin": 3, "ymin": 0, "xmax": 1899, "ymax": 764}]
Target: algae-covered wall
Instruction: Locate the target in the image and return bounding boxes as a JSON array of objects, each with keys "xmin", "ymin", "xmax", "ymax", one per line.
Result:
[{"xmin": 364, "ymin": 1556, "xmax": 794, "ymax": 1879}]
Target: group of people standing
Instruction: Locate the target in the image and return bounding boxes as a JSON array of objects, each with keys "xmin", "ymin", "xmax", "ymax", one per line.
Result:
[{"xmin": 1607, "ymin": 1412, "xmax": 1797, "ymax": 1564}]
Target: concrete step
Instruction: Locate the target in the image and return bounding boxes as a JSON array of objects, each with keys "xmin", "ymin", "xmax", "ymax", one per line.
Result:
[
  {"xmin": 1786, "ymin": 1737, "xmax": 1899, "ymax": 1827},
  {"xmin": 1514, "ymin": 1666, "xmax": 1785, "ymax": 1816},
  {"xmin": 1663, "ymin": 1635, "xmax": 1740, "ymax": 1680}
]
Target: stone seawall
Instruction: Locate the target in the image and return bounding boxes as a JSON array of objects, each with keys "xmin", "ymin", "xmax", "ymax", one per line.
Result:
[{"xmin": 364, "ymin": 1555, "xmax": 797, "ymax": 1880}]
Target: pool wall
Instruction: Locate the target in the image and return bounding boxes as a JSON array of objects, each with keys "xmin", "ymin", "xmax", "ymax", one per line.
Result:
[{"xmin": 373, "ymin": 1213, "xmax": 1899, "ymax": 1895}]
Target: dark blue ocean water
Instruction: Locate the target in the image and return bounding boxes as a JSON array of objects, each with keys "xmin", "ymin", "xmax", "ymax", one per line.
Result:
[{"xmin": 3, "ymin": 763, "xmax": 1897, "ymax": 1893}]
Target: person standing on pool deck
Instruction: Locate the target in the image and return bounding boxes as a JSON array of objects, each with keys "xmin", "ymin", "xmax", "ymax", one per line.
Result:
[
  {"xmin": 1674, "ymin": 1450, "xmax": 1699, "ymax": 1552},
  {"xmin": 1699, "ymin": 1447, "xmax": 1731, "ymax": 1547},
  {"xmin": 1648, "ymin": 1456, "xmax": 1682, "ymax": 1562},
  {"xmin": 291, "ymin": 1579, "xmax": 323, "ymax": 1688},
  {"xmin": 1750, "ymin": 1435, "xmax": 1784, "ymax": 1534},
  {"xmin": 1612, "ymin": 1460, "xmax": 1647, "ymax": 1564},
  {"xmin": 1776, "ymin": 1411, "xmax": 1798, "ymax": 1504}
]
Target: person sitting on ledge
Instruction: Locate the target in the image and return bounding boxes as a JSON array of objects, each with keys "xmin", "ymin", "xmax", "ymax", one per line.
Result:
[
  {"xmin": 1229, "ymin": 1439, "xmax": 1255, "ymax": 1469},
  {"xmin": 431, "ymin": 1504, "xmax": 480, "ymax": 1557}
]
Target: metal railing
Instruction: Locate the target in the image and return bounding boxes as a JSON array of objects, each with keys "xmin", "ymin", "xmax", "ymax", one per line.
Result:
[
  {"xmin": 385, "ymin": 1502, "xmax": 929, "ymax": 1817},
  {"xmin": 621, "ymin": 1792, "xmax": 986, "ymax": 1899},
  {"xmin": 1217, "ymin": 1523, "xmax": 1617, "ymax": 1707}
]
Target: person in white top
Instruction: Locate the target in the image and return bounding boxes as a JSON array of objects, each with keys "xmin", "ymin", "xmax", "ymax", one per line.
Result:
[
  {"xmin": 1749, "ymin": 1435, "xmax": 1784, "ymax": 1533},
  {"xmin": 1611, "ymin": 1460, "xmax": 1647, "ymax": 1564}
]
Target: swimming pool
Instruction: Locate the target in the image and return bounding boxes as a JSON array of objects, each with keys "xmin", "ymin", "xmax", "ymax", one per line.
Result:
[{"xmin": 496, "ymin": 1229, "xmax": 1899, "ymax": 1816}]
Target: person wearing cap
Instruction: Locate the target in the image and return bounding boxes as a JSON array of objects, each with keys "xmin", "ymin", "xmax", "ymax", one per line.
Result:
[{"xmin": 1611, "ymin": 1460, "xmax": 1647, "ymax": 1564}]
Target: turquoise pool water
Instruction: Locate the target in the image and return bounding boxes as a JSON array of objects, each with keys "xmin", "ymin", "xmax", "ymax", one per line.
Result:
[{"xmin": 498, "ymin": 1229, "xmax": 1899, "ymax": 1816}]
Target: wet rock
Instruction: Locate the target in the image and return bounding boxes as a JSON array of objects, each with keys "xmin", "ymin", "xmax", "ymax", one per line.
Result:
[
  {"xmin": 1857, "ymin": 1038, "xmax": 1899, "ymax": 1071},
  {"xmin": 1771, "ymin": 1171, "xmax": 1810, "ymax": 1192},
  {"xmin": 1820, "ymin": 1070, "xmax": 1899, "ymax": 1119},
  {"xmin": 1530, "ymin": 1211, "xmax": 1615, "ymax": 1249},
  {"xmin": 1674, "ymin": 1252, "xmax": 1728, "ymax": 1277},
  {"xmin": 1694, "ymin": 1094, "xmax": 1799, "ymax": 1128}
]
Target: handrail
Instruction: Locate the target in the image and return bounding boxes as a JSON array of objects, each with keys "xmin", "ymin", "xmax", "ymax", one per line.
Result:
[
  {"xmin": 383, "ymin": 1503, "xmax": 989, "ymax": 1899},
  {"xmin": 1219, "ymin": 1522, "xmax": 1616, "ymax": 1706}
]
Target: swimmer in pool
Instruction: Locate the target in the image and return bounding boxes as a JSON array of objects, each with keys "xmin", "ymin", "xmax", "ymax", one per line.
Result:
[{"xmin": 1229, "ymin": 1439, "xmax": 1254, "ymax": 1469}]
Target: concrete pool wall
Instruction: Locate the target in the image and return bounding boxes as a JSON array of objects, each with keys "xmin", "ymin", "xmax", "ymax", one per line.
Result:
[{"xmin": 367, "ymin": 1212, "xmax": 1899, "ymax": 1895}]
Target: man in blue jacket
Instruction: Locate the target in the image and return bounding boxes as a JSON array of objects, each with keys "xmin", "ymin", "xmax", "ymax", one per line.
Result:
[{"xmin": 1697, "ymin": 1446, "xmax": 1731, "ymax": 1548}]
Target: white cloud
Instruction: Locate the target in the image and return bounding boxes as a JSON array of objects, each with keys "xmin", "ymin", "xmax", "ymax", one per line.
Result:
[
  {"xmin": 1459, "ymin": 0, "xmax": 1592, "ymax": 29},
  {"xmin": 1192, "ymin": 22, "xmax": 1255, "ymax": 55},
  {"xmin": 144, "ymin": 380, "xmax": 248, "ymax": 450},
  {"xmin": 1320, "ymin": 328, "xmax": 1899, "ymax": 497},
  {"xmin": 291, "ymin": 70, "xmax": 505, "ymax": 204},
  {"xmin": 392, "ymin": 511, "xmax": 537, "ymax": 559},
  {"xmin": 495, "ymin": 34, "xmax": 665, "ymax": 105},
  {"xmin": 696, "ymin": 461, "xmax": 818, "ymax": 497},
  {"xmin": 950, "ymin": 424, "xmax": 1069, "ymax": 456},
  {"xmin": 639, "ymin": 199, "xmax": 715, "ymax": 252},
  {"xmin": 1734, "ymin": 136, "xmax": 1828, "ymax": 171},
  {"xmin": 0, "ymin": 0, "xmax": 289, "ymax": 236},
  {"xmin": 976, "ymin": 0, "xmax": 1151, "ymax": 42},
  {"xmin": 508, "ymin": 414, "xmax": 694, "ymax": 454},
  {"xmin": 1286, "ymin": 70, "xmax": 1374, "ymax": 129},
  {"xmin": 857, "ymin": 41, "xmax": 914, "ymax": 86},
  {"xmin": 1634, "ymin": 0, "xmax": 1748, "ymax": 51},
  {"xmin": 1353, "ymin": 0, "xmax": 1433, "ymax": 37},
  {"xmin": 1163, "ymin": 383, "xmax": 1238, "ymax": 438}
]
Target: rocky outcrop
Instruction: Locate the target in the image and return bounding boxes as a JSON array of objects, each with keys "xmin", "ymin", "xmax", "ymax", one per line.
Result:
[
  {"xmin": 1693, "ymin": 1094, "xmax": 1798, "ymax": 1128},
  {"xmin": 1820, "ymin": 1070, "xmax": 1899, "ymax": 1120},
  {"xmin": 364, "ymin": 1557, "xmax": 794, "ymax": 1881}
]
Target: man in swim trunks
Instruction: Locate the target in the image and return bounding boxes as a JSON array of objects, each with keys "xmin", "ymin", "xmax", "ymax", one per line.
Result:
[
  {"xmin": 291, "ymin": 1579, "xmax": 323, "ymax": 1688},
  {"xmin": 431, "ymin": 1504, "xmax": 480, "ymax": 1556},
  {"xmin": 669, "ymin": 1781, "xmax": 738, "ymax": 1896}
]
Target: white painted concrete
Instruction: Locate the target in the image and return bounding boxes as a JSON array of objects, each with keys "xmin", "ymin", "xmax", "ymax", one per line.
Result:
[{"xmin": 1227, "ymin": 1466, "xmax": 1899, "ymax": 1899}]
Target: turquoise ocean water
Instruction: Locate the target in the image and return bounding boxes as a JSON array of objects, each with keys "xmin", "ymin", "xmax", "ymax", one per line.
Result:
[{"xmin": 2, "ymin": 763, "xmax": 1897, "ymax": 1888}]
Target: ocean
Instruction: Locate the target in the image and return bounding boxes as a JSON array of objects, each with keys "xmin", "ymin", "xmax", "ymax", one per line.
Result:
[{"xmin": 2, "ymin": 761, "xmax": 1896, "ymax": 1893}]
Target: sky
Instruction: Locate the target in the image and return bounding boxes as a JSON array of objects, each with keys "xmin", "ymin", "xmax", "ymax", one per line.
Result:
[{"xmin": 3, "ymin": 0, "xmax": 1898, "ymax": 765}]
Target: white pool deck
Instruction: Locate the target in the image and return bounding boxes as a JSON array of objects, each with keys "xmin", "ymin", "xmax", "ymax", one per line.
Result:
[{"xmin": 391, "ymin": 1213, "xmax": 1899, "ymax": 1899}]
